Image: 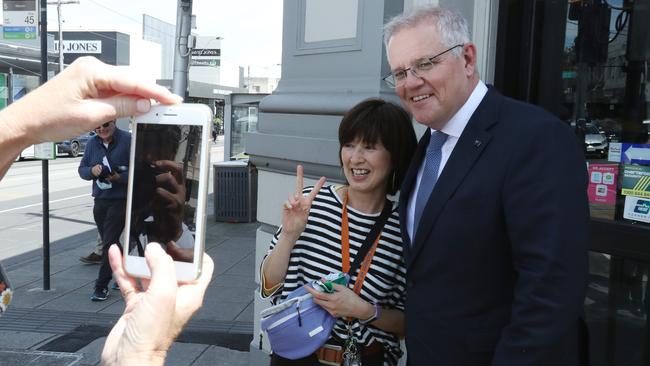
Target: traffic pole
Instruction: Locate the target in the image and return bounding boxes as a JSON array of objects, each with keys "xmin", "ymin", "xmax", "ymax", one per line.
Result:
[
  {"xmin": 40, "ymin": 0, "xmax": 51, "ymax": 291},
  {"xmin": 172, "ymin": 0, "xmax": 193, "ymax": 97}
]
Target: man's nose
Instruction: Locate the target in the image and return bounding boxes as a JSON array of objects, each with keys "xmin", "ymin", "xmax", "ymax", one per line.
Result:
[{"xmin": 403, "ymin": 69, "xmax": 424, "ymax": 87}]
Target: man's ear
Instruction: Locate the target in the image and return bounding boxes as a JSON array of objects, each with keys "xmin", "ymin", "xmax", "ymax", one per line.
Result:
[{"xmin": 462, "ymin": 43, "xmax": 478, "ymax": 76}]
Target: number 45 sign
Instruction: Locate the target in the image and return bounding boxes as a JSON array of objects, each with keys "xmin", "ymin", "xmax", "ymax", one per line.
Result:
[{"xmin": 2, "ymin": 0, "xmax": 38, "ymax": 40}]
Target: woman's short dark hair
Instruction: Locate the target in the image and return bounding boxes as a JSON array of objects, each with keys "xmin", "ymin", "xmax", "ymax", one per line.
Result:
[{"xmin": 338, "ymin": 98, "xmax": 417, "ymax": 195}]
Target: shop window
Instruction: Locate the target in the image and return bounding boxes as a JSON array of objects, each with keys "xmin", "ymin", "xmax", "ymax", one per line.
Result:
[
  {"xmin": 230, "ymin": 105, "xmax": 259, "ymax": 159},
  {"xmin": 562, "ymin": 0, "xmax": 650, "ymax": 225}
]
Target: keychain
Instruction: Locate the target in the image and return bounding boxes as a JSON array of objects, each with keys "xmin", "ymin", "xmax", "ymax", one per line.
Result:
[{"xmin": 342, "ymin": 323, "xmax": 361, "ymax": 366}]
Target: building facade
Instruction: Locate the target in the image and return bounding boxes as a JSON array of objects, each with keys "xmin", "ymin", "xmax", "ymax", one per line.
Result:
[{"xmin": 248, "ymin": 0, "xmax": 650, "ymax": 365}]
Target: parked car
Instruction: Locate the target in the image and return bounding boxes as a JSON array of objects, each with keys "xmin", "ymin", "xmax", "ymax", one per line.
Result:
[
  {"xmin": 56, "ymin": 131, "xmax": 95, "ymax": 157},
  {"xmin": 584, "ymin": 124, "xmax": 609, "ymax": 158},
  {"xmin": 591, "ymin": 118, "xmax": 622, "ymax": 142}
]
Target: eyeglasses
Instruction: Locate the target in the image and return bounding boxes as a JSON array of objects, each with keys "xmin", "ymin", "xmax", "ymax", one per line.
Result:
[
  {"xmin": 95, "ymin": 122, "xmax": 112, "ymax": 130},
  {"xmin": 383, "ymin": 44, "xmax": 464, "ymax": 88}
]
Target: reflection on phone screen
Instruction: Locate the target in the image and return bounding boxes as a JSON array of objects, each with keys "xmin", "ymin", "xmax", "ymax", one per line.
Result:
[{"xmin": 128, "ymin": 123, "xmax": 203, "ymax": 263}]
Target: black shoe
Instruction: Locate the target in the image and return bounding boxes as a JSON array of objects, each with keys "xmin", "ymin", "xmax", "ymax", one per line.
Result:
[
  {"xmin": 91, "ymin": 287, "xmax": 109, "ymax": 301},
  {"xmin": 80, "ymin": 252, "xmax": 102, "ymax": 264}
]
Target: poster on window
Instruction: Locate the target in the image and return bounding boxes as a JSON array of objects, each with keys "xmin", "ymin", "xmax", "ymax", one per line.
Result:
[
  {"xmin": 624, "ymin": 196, "xmax": 650, "ymax": 224},
  {"xmin": 587, "ymin": 164, "xmax": 618, "ymax": 204},
  {"xmin": 621, "ymin": 165, "xmax": 650, "ymax": 198}
]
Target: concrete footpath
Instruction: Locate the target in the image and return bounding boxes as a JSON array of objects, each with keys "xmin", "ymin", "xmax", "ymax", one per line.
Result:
[{"xmin": 0, "ymin": 199, "xmax": 259, "ymax": 365}]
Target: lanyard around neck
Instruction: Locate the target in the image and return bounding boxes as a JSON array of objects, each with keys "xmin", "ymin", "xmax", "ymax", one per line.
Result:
[{"xmin": 341, "ymin": 190, "xmax": 381, "ymax": 295}]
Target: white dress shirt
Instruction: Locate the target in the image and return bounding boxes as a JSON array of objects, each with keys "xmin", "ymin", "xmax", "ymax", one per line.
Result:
[{"xmin": 406, "ymin": 81, "xmax": 489, "ymax": 242}]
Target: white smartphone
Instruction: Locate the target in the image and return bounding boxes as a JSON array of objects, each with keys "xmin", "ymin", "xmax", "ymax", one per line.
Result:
[{"xmin": 124, "ymin": 103, "xmax": 213, "ymax": 281}]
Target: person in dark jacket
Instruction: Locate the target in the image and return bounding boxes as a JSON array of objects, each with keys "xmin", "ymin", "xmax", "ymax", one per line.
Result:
[
  {"xmin": 383, "ymin": 6, "xmax": 589, "ymax": 365},
  {"xmin": 78, "ymin": 119, "xmax": 131, "ymax": 301}
]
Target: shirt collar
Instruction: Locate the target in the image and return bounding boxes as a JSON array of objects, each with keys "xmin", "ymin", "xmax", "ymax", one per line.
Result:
[{"xmin": 432, "ymin": 80, "xmax": 488, "ymax": 138}]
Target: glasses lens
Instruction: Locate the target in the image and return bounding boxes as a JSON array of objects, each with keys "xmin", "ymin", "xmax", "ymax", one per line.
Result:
[{"xmin": 415, "ymin": 59, "xmax": 434, "ymax": 73}]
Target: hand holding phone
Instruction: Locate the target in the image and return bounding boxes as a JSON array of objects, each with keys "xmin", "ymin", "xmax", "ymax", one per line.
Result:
[{"xmin": 124, "ymin": 103, "xmax": 212, "ymax": 281}]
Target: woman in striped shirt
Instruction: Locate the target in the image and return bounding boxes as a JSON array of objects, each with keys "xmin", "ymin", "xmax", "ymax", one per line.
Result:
[{"xmin": 261, "ymin": 98, "xmax": 417, "ymax": 366}]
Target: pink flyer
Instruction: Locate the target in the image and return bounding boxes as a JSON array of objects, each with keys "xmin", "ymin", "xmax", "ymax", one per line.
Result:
[{"xmin": 587, "ymin": 164, "xmax": 618, "ymax": 204}]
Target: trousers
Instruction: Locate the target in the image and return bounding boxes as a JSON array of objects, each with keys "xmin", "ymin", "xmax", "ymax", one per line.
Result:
[{"xmin": 93, "ymin": 198, "xmax": 126, "ymax": 290}]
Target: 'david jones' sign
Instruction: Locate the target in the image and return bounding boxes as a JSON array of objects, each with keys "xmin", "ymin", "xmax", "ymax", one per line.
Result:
[{"xmin": 54, "ymin": 40, "xmax": 102, "ymax": 54}]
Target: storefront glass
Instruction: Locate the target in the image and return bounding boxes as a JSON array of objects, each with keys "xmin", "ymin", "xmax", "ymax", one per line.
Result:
[
  {"xmin": 561, "ymin": 1, "xmax": 650, "ymax": 363},
  {"xmin": 587, "ymin": 253, "xmax": 650, "ymax": 365},
  {"xmin": 230, "ymin": 105, "xmax": 259, "ymax": 159},
  {"xmin": 562, "ymin": 0, "xmax": 650, "ymax": 224},
  {"xmin": 497, "ymin": 0, "xmax": 650, "ymax": 362}
]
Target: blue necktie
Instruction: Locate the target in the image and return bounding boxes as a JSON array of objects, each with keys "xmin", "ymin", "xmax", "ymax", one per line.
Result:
[{"xmin": 413, "ymin": 130, "xmax": 448, "ymax": 232}]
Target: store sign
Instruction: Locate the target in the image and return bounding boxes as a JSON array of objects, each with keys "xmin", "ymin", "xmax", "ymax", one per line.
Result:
[
  {"xmin": 2, "ymin": 0, "xmax": 37, "ymax": 40},
  {"xmin": 54, "ymin": 40, "xmax": 102, "ymax": 54},
  {"xmin": 191, "ymin": 48, "xmax": 220, "ymax": 57},
  {"xmin": 190, "ymin": 48, "xmax": 220, "ymax": 67},
  {"xmin": 587, "ymin": 164, "xmax": 618, "ymax": 204},
  {"xmin": 621, "ymin": 164, "xmax": 650, "ymax": 198},
  {"xmin": 608, "ymin": 142, "xmax": 622, "ymax": 162},
  {"xmin": 624, "ymin": 196, "xmax": 650, "ymax": 224}
]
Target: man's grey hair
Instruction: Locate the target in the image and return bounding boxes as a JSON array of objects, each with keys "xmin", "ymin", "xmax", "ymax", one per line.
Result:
[{"xmin": 384, "ymin": 6, "xmax": 471, "ymax": 57}]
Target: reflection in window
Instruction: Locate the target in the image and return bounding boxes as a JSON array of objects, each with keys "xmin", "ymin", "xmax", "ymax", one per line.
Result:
[
  {"xmin": 563, "ymin": 1, "xmax": 650, "ymax": 226},
  {"xmin": 587, "ymin": 253, "xmax": 650, "ymax": 365}
]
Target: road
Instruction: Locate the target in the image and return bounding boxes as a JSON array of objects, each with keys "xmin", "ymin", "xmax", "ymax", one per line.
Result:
[{"xmin": 0, "ymin": 137, "xmax": 225, "ymax": 261}]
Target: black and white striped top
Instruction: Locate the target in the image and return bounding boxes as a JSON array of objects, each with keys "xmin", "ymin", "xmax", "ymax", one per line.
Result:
[{"xmin": 261, "ymin": 185, "xmax": 407, "ymax": 365}]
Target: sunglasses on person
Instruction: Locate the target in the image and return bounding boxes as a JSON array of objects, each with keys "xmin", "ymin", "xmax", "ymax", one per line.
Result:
[{"xmin": 95, "ymin": 122, "xmax": 113, "ymax": 130}]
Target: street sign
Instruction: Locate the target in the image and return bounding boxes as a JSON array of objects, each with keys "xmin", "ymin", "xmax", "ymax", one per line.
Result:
[
  {"xmin": 34, "ymin": 142, "xmax": 56, "ymax": 160},
  {"xmin": 190, "ymin": 48, "xmax": 221, "ymax": 67},
  {"xmin": 2, "ymin": 0, "xmax": 38, "ymax": 40}
]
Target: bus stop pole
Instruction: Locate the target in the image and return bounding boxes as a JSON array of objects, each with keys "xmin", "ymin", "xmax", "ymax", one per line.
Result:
[{"xmin": 40, "ymin": 0, "xmax": 51, "ymax": 291}]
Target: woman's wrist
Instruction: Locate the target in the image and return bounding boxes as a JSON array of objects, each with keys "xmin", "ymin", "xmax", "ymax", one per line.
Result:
[
  {"xmin": 278, "ymin": 231, "xmax": 300, "ymax": 245},
  {"xmin": 359, "ymin": 303, "xmax": 380, "ymax": 325}
]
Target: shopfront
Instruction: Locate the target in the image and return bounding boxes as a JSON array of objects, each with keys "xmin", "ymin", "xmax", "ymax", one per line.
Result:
[{"xmin": 495, "ymin": 1, "xmax": 650, "ymax": 364}]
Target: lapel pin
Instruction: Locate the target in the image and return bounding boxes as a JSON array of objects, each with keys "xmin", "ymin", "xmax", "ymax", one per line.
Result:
[{"xmin": 473, "ymin": 140, "xmax": 482, "ymax": 147}]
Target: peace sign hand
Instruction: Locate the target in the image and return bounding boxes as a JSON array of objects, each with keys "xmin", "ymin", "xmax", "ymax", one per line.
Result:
[{"xmin": 280, "ymin": 165, "xmax": 326, "ymax": 242}]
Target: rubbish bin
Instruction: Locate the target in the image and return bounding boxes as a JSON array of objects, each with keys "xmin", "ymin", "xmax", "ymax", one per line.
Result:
[{"xmin": 213, "ymin": 160, "xmax": 258, "ymax": 222}]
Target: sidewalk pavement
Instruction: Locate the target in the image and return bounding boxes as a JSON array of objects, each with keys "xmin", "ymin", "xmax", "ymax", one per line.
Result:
[{"xmin": 0, "ymin": 196, "xmax": 259, "ymax": 365}]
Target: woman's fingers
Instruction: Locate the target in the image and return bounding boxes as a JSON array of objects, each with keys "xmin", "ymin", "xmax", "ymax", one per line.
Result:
[
  {"xmin": 295, "ymin": 165, "xmax": 304, "ymax": 196},
  {"xmin": 308, "ymin": 176, "xmax": 327, "ymax": 201}
]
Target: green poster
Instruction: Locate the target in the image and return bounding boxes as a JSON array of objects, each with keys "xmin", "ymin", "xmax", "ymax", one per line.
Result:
[{"xmin": 622, "ymin": 164, "xmax": 650, "ymax": 198}]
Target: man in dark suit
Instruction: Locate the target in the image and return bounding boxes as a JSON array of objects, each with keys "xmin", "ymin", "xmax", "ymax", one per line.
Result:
[{"xmin": 383, "ymin": 6, "xmax": 589, "ymax": 365}]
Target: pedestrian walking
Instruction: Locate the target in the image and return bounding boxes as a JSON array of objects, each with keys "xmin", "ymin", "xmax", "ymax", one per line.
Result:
[{"xmin": 78, "ymin": 119, "xmax": 131, "ymax": 301}]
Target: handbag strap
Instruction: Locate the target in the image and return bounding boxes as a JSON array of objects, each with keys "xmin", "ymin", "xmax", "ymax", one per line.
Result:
[{"xmin": 341, "ymin": 191, "xmax": 392, "ymax": 290}]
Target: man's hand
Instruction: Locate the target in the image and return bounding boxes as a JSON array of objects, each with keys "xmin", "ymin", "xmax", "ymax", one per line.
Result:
[
  {"xmin": 106, "ymin": 172, "xmax": 121, "ymax": 183},
  {"xmin": 101, "ymin": 243, "xmax": 214, "ymax": 366},
  {"xmin": 151, "ymin": 160, "xmax": 186, "ymax": 244},
  {"xmin": 91, "ymin": 164, "xmax": 103, "ymax": 177}
]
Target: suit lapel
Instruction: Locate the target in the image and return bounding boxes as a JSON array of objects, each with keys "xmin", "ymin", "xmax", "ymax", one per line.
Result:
[{"xmin": 406, "ymin": 88, "xmax": 502, "ymax": 270}]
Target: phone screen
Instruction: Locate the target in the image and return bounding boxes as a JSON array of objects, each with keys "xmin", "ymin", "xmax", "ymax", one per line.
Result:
[{"xmin": 127, "ymin": 123, "xmax": 203, "ymax": 263}]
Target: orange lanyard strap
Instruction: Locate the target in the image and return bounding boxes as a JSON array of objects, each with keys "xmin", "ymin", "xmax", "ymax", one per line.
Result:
[{"xmin": 341, "ymin": 191, "xmax": 381, "ymax": 295}]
